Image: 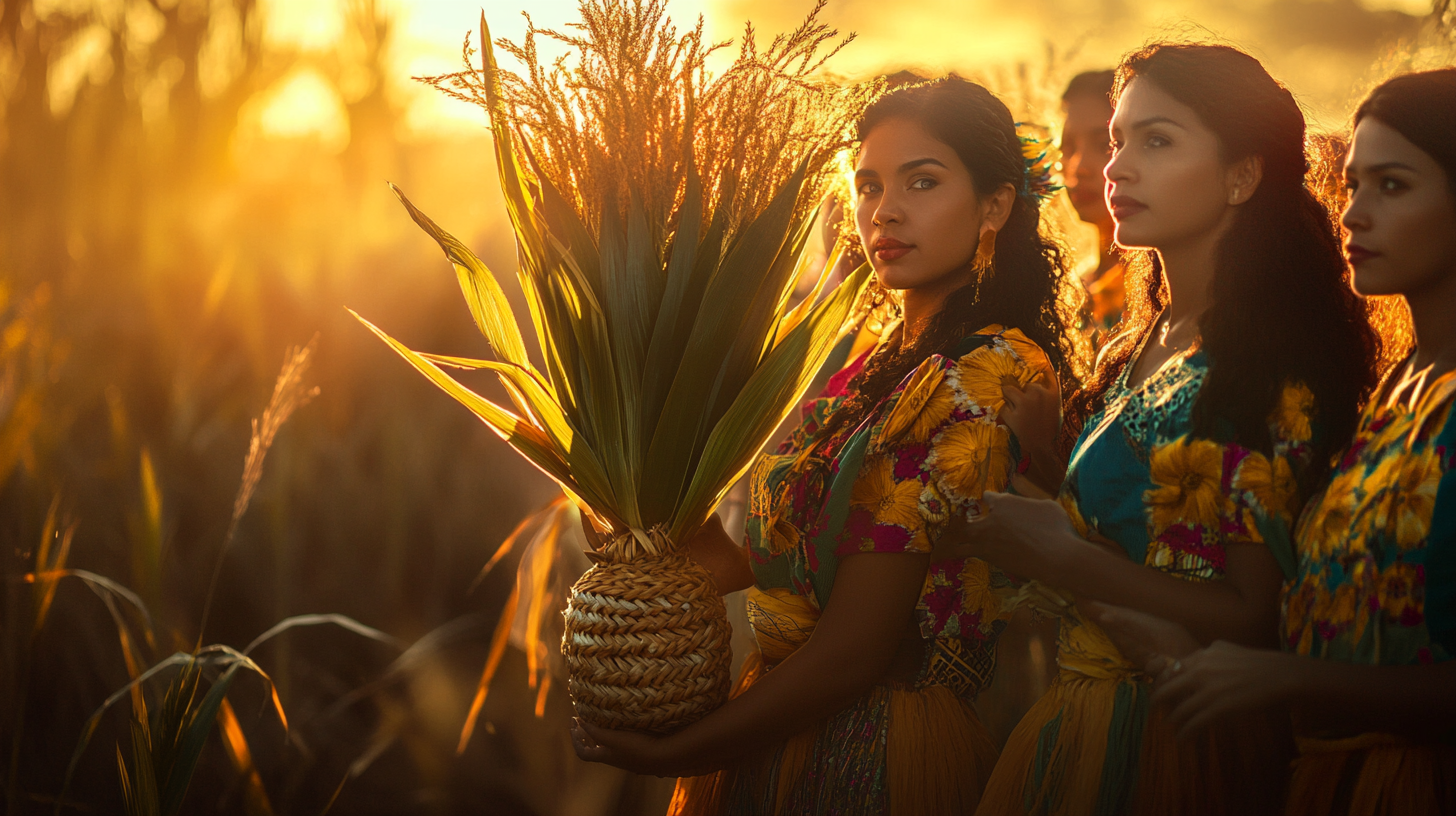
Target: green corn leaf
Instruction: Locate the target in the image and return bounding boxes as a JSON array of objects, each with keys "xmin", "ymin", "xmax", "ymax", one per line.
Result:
[
  {"xmin": 419, "ymin": 352, "xmax": 618, "ymax": 514},
  {"xmin": 389, "ymin": 184, "xmax": 531, "ymax": 371},
  {"xmin": 537, "ymin": 254, "xmax": 639, "ymax": 526},
  {"xmin": 639, "ymin": 165, "xmax": 707, "ymax": 449},
  {"xmin": 529, "ymin": 154, "xmax": 602, "ymax": 301},
  {"xmin": 710, "ymin": 190, "xmax": 817, "ymax": 424},
  {"xmin": 350, "ymin": 311, "xmax": 594, "ymax": 514},
  {"xmin": 478, "ymin": 13, "xmax": 543, "ymax": 268},
  {"xmin": 598, "ymin": 194, "xmax": 657, "ymax": 512},
  {"xmin": 514, "ymin": 250, "xmax": 584, "ymax": 433},
  {"xmin": 772, "ymin": 240, "xmax": 847, "ymax": 350},
  {"xmin": 638, "ymin": 164, "xmax": 805, "ymax": 525},
  {"xmin": 671, "ymin": 263, "xmax": 871, "ymax": 540}
]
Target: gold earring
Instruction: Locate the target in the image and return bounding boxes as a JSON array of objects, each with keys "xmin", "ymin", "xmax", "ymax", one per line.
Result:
[{"xmin": 973, "ymin": 228, "xmax": 997, "ymax": 273}]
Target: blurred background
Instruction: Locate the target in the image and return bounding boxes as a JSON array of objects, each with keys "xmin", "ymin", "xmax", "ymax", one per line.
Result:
[{"xmin": 0, "ymin": 0, "xmax": 1449, "ymax": 814}]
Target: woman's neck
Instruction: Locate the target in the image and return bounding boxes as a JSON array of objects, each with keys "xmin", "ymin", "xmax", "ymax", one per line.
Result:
[
  {"xmin": 1407, "ymin": 267, "xmax": 1456, "ymax": 380},
  {"xmin": 1093, "ymin": 222, "xmax": 1120, "ymax": 280},
  {"xmin": 1155, "ymin": 230, "xmax": 1219, "ymax": 339},
  {"xmin": 900, "ymin": 268, "xmax": 975, "ymax": 344}
]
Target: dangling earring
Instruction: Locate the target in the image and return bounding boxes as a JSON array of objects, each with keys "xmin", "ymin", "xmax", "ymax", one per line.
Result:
[{"xmin": 972, "ymin": 228, "xmax": 997, "ymax": 274}]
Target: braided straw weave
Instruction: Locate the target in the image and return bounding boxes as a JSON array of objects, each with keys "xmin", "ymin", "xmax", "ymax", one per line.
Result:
[{"xmin": 563, "ymin": 547, "xmax": 732, "ymax": 733}]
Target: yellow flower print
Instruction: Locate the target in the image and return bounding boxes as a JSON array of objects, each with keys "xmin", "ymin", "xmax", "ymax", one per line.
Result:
[
  {"xmin": 954, "ymin": 345, "xmax": 1036, "ymax": 415},
  {"xmin": 1276, "ymin": 382, "xmax": 1316, "ymax": 443},
  {"xmin": 878, "ymin": 361, "xmax": 952, "ymax": 447},
  {"xmin": 1282, "ymin": 578, "xmax": 1314, "ymax": 649},
  {"xmin": 920, "ymin": 480, "xmax": 950, "ymax": 526},
  {"xmin": 1377, "ymin": 561, "xmax": 1423, "ymax": 624},
  {"xmin": 1327, "ymin": 580, "xmax": 1358, "ymax": 637},
  {"xmin": 999, "ymin": 329, "xmax": 1055, "ymax": 386},
  {"xmin": 1145, "ymin": 438, "xmax": 1227, "ymax": 534},
  {"xmin": 959, "ymin": 558, "xmax": 1002, "ymax": 623},
  {"xmin": 1346, "ymin": 559, "xmax": 1376, "ymax": 645},
  {"xmin": 1234, "ymin": 451, "xmax": 1297, "ymax": 518},
  {"xmin": 1059, "ymin": 492, "xmax": 1091, "ymax": 538},
  {"xmin": 851, "ymin": 455, "xmax": 924, "ymax": 532},
  {"xmin": 1370, "ymin": 451, "xmax": 1442, "ymax": 550},
  {"xmin": 768, "ymin": 519, "xmax": 802, "ymax": 555},
  {"xmin": 1305, "ymin": 466, "xmax": 1366, "ymax": 558},
  {"xmin": 931, "ymin": 421, "xmax": 1012, "ymax": 501}
]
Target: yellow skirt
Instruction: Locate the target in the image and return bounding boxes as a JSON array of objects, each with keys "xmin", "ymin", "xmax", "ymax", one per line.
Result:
[
  {"xmin": 668, "ymin": 650, "xmax": 1000, "ymax": 816},
  {"xmin": 975, "ymin": 616, "xmax": 1290, "ymax": 816},
  {"xmin": 1285, "ymin": 735, "xmax": 1456, "ymax": 816}
]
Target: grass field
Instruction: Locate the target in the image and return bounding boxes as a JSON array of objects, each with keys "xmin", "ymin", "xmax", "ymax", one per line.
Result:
[{"xmin": 0, "ymin": 1, "xmax": 653, "ymax": 812}]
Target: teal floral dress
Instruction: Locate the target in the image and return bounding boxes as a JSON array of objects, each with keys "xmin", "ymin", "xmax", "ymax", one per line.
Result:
[
  {"xmin": 1278, "ymin": 367, "xmax": 1456, "ymax": 816},
  {"xmin": 976, "ymin": 345, "xmax": 1315, "ymax": 816}
]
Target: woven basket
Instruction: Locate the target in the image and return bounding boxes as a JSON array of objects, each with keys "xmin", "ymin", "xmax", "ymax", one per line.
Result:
[{"xmin": 562, "ymin": 546, "xmax": 732, "ymax": 733}]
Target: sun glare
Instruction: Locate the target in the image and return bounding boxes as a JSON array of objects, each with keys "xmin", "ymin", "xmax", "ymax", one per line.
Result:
[{"xmin": 243, "ymin": 66, "xmax": 350, "ymax": 152}]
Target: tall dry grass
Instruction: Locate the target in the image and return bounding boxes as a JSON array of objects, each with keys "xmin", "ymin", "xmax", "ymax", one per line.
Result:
[{"xmin": 0, "ymin": 0, "xmax": 646, "ymax": 813}]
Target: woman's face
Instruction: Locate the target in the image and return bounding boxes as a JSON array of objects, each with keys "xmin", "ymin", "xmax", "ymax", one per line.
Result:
[
  {"xmin": 1342, "ymin": 116, "xmax": 1456, "ymax": 298},
  {"xmin": 854, "ymin": 117, "xmax": 1007, "ymax": 294},
  {"xmin": 1104, "ymin": 78, "xmax": 1247, "ymax": 251}
]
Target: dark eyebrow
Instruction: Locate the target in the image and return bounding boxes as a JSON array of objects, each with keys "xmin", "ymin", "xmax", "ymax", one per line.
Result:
[
  {"xmin": 1363, "ymin": 161, "xmax": 1418, "ymax": 174},
  {"xmin": 1130, "ymin": 116, "xmax": 1184, "ymax": 130},
  {"xmin": 899, "ymin": 157, "xmax": 948, "ymax": 173}
]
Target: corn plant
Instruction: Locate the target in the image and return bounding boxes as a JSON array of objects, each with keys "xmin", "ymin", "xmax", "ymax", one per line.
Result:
[{"xmin": 354, "ymin": 0, "xmax": 879, "ymax": 548}]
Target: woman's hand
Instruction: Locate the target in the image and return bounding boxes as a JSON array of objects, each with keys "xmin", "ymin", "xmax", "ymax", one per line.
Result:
[
  {"xmin": 1079, "ymin": 600, "xmax": 1200, "ymax": 676},
  {"xmin": 1002, "ymin": 380, "xmax": 1066, "ymax": 495},
  {"xmin": 1152, "ymin": 642, "xmax": 1307, "ymax": 739},
  {"xmin": 685, "ymin": 514, "xmax": 754, "ymax": 595},
  {"xmin": 571, "ymin": 718, "xmax": 711, "ymax": 778},
  {"xmin": 933, "ymin": 491, "xmax": 1077, "ymax": 580}
]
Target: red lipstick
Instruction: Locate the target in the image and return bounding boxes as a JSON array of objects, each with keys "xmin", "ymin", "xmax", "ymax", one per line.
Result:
[
  {"xmin": 1345, "ymin": 243, "xmax": 1380, "ymax": 265},
  {"xmin": 873, "ymin": 236, "xmax": 913, "ymax": 262},
  {"xmin": 1108, "ymin": 194, "xmax": 1147, "ymax": 220}
]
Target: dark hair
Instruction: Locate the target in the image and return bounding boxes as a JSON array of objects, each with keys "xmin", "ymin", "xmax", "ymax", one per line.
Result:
[
  {"xmin": 1062, "ymin": 70, "xmax": 1116, "ymax": 105},
  {"xmin": 1067, "ymin": 43, "xmax": 1380, "ymax": 484},
  {"xmin": 1355, "ymin": 68, "xmax": 1456, "ymax": 198},
  {"xmin": 821, "ymin": 77, "xmax": 1082, "ymax": 440}
]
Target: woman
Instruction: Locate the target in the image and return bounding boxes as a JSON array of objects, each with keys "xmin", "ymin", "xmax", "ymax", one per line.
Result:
[
  {"xmin": 1110, "ymin": 67, "xmax": 1456, "ymax": 816},
  {"xmin": 947, "ymin": 43, "xmax": 1381, "ymax": 815},
  {"xmin": 569, "ymin": 77, "xmax": 1081, "ymax": 814}
]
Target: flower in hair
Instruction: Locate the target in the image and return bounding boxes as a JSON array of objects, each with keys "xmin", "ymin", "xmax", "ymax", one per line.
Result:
[{"xmin": 1014, "ymin": 122, "xmax": 1063, "ymax": 204}]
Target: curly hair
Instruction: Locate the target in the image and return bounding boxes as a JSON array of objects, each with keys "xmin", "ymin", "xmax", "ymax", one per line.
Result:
[
  {"xmin": 816, "ymin": 77, "xmax": 1084, "ymax": 442},
  {"xmin": 1064, "ymin": 43, "xmax": 1381, "ymax": 486}
]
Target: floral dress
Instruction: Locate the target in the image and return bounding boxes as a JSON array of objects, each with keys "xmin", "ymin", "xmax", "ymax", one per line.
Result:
[
  {"xmin": 668, "ymin": 325, "xmax": 1054, "ymax": 816},
  {"xmin": 976, "ymin": 346, "xmax": 1315, "ymax": 816},
  {"xmin": 1279, "ymin": 367, "xmax": 1456, "ymax": 816}
]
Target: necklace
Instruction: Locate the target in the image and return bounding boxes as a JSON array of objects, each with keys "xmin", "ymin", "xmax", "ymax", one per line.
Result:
[{"xmin": 1158, "ymin": 314, "xmax": 1197, "ymax": 352}]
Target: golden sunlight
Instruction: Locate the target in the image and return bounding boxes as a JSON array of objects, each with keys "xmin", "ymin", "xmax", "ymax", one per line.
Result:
[{"xmin": 243, "ymin": 66, "xmax": 350, "ymax": 151}]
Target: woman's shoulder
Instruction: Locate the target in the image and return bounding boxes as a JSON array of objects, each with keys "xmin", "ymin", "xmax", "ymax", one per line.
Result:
[
  {"xmin": 943, "ymin": 325, "xmax": 1055, "ymax": 414},
  {"xmin": 872, "ymin": 325, "xmax": 1049, "ymax": 453}
]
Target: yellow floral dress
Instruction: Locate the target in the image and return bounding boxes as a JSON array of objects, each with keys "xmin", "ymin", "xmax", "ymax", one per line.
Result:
[
  {"xmin": 1280, "ymin": 367, "xmax": 1456, "ymax": 816},
  {"xmin": 668, "ymin": 325, "xmax": 1054, "ymax": 816},
  {"xmin": 976, "ymin": 347, "xmax": 1315, "ymax": 816}
]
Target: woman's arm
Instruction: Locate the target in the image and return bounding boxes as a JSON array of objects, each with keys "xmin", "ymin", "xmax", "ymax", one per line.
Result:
[
  {"xmin": 571, "ymin": 551, "xmax": 930, "ymax": 776},
  {"xmin": 941, "ymin": 492, "xmax": 1284, "ymax": 647},
  {"xmin": 1155, "ymin": 641, "xmax": 1456, "ymax": 741},
  {"xmin": 1001, "ymin": 382, "xmax": 1067, "ymax": 495},
  {"xmin": 684, "ymin": 514, "xmax": 755, "ymax": 595}
]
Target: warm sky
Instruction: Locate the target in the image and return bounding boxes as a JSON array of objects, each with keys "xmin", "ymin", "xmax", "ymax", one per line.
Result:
[{"xmin": 252, "ymin": 0, "xmax": 1440, "ymax": 143}]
